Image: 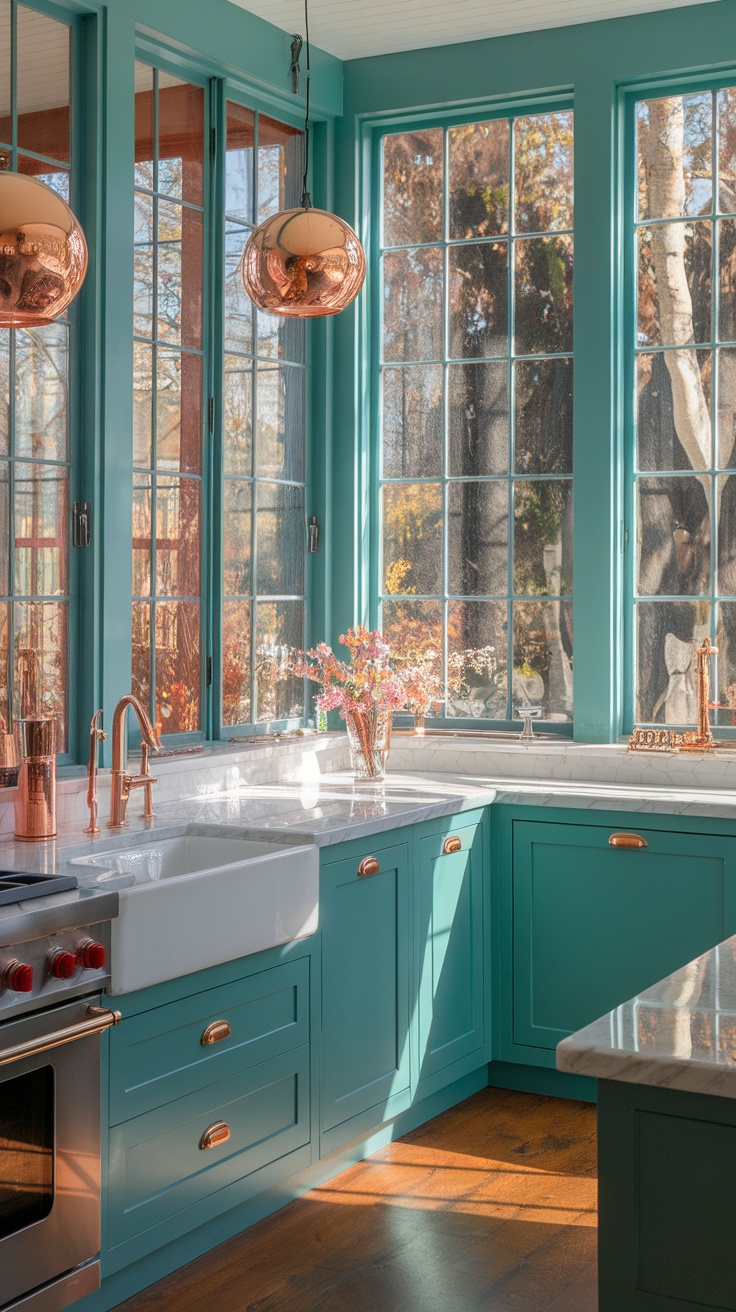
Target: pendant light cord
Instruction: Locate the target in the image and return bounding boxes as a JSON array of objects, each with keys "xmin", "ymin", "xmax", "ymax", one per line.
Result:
[{"xmin": 301, "ymin": 0, "xmax": 311, "ymax": 208}]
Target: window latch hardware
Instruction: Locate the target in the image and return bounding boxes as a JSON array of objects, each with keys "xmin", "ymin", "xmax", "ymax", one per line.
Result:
[
  {"xmin": 308, "ymin": 515, "xmax": 320, "ymax": 553},
  {"xmin": 73, "ymin": 501, "xmax": 91, "ymax": 548}
]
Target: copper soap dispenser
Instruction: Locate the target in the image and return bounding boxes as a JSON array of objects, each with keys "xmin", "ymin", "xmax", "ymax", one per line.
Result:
[{"xmin": 14, "ymin": 717, "xmax": 57, "ymax": 841}]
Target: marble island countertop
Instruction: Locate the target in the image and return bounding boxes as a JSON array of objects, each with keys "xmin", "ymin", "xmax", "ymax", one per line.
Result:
[{"xmin": 557, "ymin": 936, "xmax": 736, "ymax": 1098}]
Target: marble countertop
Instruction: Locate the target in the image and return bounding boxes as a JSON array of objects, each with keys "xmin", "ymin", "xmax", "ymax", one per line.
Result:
[{"xmin": 557, "ymin": 936, "xmax": 736, "ymax": 1098}]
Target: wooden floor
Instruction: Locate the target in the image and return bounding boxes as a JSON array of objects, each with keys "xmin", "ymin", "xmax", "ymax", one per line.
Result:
[{"xmin": 117, "ymin": 1088, "xmax": 598, "ymax": 1312}]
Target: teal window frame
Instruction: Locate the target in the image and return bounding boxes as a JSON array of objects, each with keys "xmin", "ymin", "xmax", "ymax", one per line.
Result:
[
  {"xmin": 364, "ymin": 94, "xmax": 575, "ymax": 736},
  {"xmin": 623, "ymin": 69, "xmax": 736, "ymax": 737}
]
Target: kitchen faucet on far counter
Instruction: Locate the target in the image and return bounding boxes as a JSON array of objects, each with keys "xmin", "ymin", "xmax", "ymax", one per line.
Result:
[{"xmin": 108, "ymin": 694, "xmax": 161, "ymax": 829}]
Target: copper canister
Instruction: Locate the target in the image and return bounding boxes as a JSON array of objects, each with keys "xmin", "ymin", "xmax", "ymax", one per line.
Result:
[{"xmin": 14, "ymin": 717, "xmax": 57, "ymax": 841}]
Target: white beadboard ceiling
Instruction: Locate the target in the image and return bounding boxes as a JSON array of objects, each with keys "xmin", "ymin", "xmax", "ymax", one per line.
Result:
[{"xmin": 229, "ymin": 0, "xmax": 721, "ymax": 61}]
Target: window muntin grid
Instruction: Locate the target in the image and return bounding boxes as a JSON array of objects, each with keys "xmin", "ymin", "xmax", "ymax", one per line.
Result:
[
  {"xmin": 632, "ymin": 88, "xmax": 736, "ymax": 730},
  {"xmin": 0, "ymin": 1, "xmax": 75, "ymax": 753},
  {"xmin": 221, "ymin": 103, "xmax": 306, "ymax": 729},
  {"xmin": 378, "ymin": 113, "xmax": 574, "ymax": 725}
]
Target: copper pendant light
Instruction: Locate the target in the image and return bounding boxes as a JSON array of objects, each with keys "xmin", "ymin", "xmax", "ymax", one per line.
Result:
[
  {"xmin": 240, "ymin": 0, "xmax": 366, "ymax": 319},
  {"xmin": 0, "ymin": 169, "xmax": 88, "ymax": 329}
]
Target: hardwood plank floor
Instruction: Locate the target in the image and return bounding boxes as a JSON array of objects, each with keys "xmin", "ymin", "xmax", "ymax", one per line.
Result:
[{"xmin": 116, "ymin": 1088, "xmax": 598, "ymax": 1312}]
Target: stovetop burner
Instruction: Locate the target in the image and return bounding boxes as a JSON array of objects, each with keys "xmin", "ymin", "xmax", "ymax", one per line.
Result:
[{"xmin": 0, "ymin": 872, "xmax": 79, "ymax": 906}]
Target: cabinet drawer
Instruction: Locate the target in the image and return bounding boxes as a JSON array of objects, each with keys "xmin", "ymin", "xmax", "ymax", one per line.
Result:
[
  {"xmin": 109, "ymin": 958, "xmax": 309, "ymax": 1124},
  {"xmin": 108, "ymin": 1044, "xmax": 310, "ymax": 1250}
]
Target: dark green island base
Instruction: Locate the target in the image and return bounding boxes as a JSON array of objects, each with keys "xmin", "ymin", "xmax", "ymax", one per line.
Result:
[{"xmin": 598, "ymin": 1078, "xmax": 736, "ymax": 1311}]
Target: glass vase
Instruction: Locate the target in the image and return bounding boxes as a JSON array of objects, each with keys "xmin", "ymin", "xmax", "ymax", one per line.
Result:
[{"xmin": 345, "ymin": 705, "xmax": 392, "ymax": 783}]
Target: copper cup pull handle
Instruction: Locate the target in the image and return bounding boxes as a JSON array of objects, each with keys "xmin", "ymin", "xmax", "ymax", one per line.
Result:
[
  {"xmin": 199, "ymin": 1120, "xmax": 231, "ymax": 1150},
  {"xmin": 609, "ymin": 833, "xmax": 648, "ymax": 850},
  {"xmin": 443, "ymin": 836, "xmax": 462, "ymax": 855},
  {"xmin": 201, "ymin": 1019, "xmax": 231, "ymax": 1046},
  {"xmin": 357, "ymin": 856, "xmax": 380, "ymax": 878}
]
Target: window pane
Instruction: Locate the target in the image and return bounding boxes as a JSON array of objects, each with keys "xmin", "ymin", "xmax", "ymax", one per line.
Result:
[
  {"xmin": 155, "ymin": 476, "xmax": 201, "ymax": 597},
  {"xmin": 718, "ymin": 89, "xmax": 736, "ymax": 215},
  {"xmin": 448, "ymin": 481, "xmax": 508, "ymax": 595},
  {"xmin": 134, "ymin": 63, "xmax": 154, "ymax": 190},
  {"xmin": 132, "ymin": 475, "xmax": 151, "ymax": 597},
  {"xmin": 257, "ymin": 310, "xmax": 305, "ymax": 364},
  {"xmin": 637, "ymin": 93, "xmax": 713, "ymax": 222},
  {"xmin": 513, "ymin": 599, "xmax": 573, "ymax": 720},
  {"xmin": 223, "ymin": 357, "xmax": 253, "ymax": 477},
  {"xmin": 0, "ymin": 0, "xmax": 9, "ymax": 132},
  {"xmin": 14, "ymin": 601, "xmax": 68, "ymax": 749},
  {"xmin": 16, "ymin": 7, "xmax": 70, "ymax": 163},
  {"xmin": 447, "ymin": 600, "xmax": 508, "ymax": 719},
  {"xmin": 155, "ymin": 600, "xmax": 200, "ymax": 733},
  {"xmin": 382, "ymin": 482, "xmax": 442, "ymax": 596},
  {"xmin": 0, "ymin": 333, "xmax": 8, "ymax": 455},
  {"xmin": 223, "ymin": 480, "xmax": 251, "ymax": 597},
  {"xmin": 226, "ymin": 102, "xmax": 255, "ymax": 222},
  {"xmin": 258, "ymin": 115, "xmax": 302, "ymax": 223},
  {"xmin": 719, "ymin": 218, "xmax": 736, "ymax": 342},
  {"xmin": 255, "ymin": 364, "xmax": 305, "ymax": 482},
  {"xmin": 448, "ymin": 361, "xmax": 508, "ymax": 477},
  {"xmin": 383, "ymin": 247, "xmax": 443, "ymax": 363},
  {"xmin": 637, "ymin": 475, "xmax": 710, "ymax": 597},
  {"xmin": 636, "ymin": 600, "xmax": 709, "ymax": 723},
  {"xmin": 515, "ymin": 358, "xmax": 573, "ymax": 474},
  {"xmin": 513, "ymin": 480, "xmax": 573, "ymax": 597},
  {"xmin": 514, "ymin": 112, "xmax": 573, "ymax": 234},
  {"xmin": 383, "ymin": 129, "xmax": 443, "ymax": 247},
  {"xmin": 449, "ymin": 242, "xmax": 508, "ymax": 359},
  {"xmin": 134, "ymin": 194, "xmax": 154, "ymax": 338},
  {"xmin": 383, "ymin": 366, "xmax": 443, "ymax": 479},
  {"xmin": 14, "ymin": 463, "xmax": 67, "ymax": 597},
  {"xmin": 158, "ymin": 202, "xmax": 203, "ymax": 350},
  {"xmin": 157, "ymin": 348, "xmax": 202, "ymax": 475},
  {"xmin": 222, "ymin": 600, "xmax": 251, "ymax": 724},
  {"xmin": 382, "ymin": 598, "xmax": 442, "ymax": 664},
  {"xmin": 719, "ymin": 347, "xmax": 736, "ymax": 468},
  {"xmin": 637, "ymin": 349, "xmax": 711, "ymax": 472},
  {"xmin": 132, "ymin": 600, "xmax": 151, "ymax": 710},
  {"xmin": 514, "ymin": 236, "xmax": 573, "ymax": 356},
  {"xmin": 14, "ymin": 326, "xmax": 68, "ymax": 461},
  {"xmin": 0, "ymin": 601, "xmax": 8, "ymax": 729},
  {"xmin": 718, "ymin": 474, "xmax": 736, "ymax": 595},
  {"xmin": 256, "ymin": 483, "xmax": 304, "ymax": 596},
  {"xmin": 0, "ymin": 462, "xmax": 8, "ymax": 592},
  {"xmin": 133, "ymin": 342, "xmax": 153, "ymax": 468},
  {"xmin": 716, "ymin": 601, "xmax": 736, "ymax": 725},
  {"xmin": 158, "ymin": 74, "xmax": 204, "ymax": 206},
  {"xmin": 449, "ymin": 118, "xmax": 509, "ymax": 240},
  {"xmin": 638, "ymin": 222, "xmax": 711, "ymax": 347},
  {"xmin": 225, "ymin": 223, "xmax": 253, "ymax": 356},
  {"xmin": 255, "ymin": 600, "xmax": 303, "ymax": 721}
]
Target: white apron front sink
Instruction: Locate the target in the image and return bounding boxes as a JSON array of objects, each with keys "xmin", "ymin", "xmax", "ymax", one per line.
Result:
[{"xmin": 71, "ymin": 831, "xmax": 319, "ymax": 993}]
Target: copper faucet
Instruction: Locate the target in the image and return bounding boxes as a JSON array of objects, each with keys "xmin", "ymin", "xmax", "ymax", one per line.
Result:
[
  {"xmin": 108, "ymin": 694, "xmax": 161, "ymax": 829},
  {"xmin": 84, "ymin": 709, "xmax": 106, "ymax": 837}
]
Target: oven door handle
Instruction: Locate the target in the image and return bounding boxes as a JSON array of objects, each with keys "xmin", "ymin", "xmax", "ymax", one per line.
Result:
[{"xmin": 0, "ymin": 1005, "xmax": 121, "ymax": 1068}]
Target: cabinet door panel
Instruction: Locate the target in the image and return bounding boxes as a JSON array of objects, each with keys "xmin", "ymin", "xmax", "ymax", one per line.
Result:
[
  {"xmin": 417, "ymin": 820, "xmax": 485, "ymax": 1083},
  {"xmin": 513, "ymin": 822, "xmax": 736, "ymax": 1051},
  {"xmin": 321, "ymin": 842, "xmax": 411, "ymax": 1135}
]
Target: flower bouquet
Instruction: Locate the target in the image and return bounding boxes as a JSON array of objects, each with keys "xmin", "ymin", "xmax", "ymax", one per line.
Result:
[
  {"xmin": 393, "ymin": 649, "xmax": 442, "ymax": 733},
  {"xmin": 290, "ymin": 627, "xmax": 405, "ymax": 781}
]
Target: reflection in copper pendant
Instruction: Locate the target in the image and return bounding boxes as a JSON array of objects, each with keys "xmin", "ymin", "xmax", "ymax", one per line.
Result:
[
  {"xmin": 240, "ymin": 205, "xmax": 366, "ymax": 319},
  {"xmin": 0, "ymin": 172, "xmax": 88, "ymax": 328}
]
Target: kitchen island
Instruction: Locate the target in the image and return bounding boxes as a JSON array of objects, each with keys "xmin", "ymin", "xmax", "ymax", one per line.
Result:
[{"xmin": 558, "ymin": 937, "xmax": 736, "ymax": 1311}]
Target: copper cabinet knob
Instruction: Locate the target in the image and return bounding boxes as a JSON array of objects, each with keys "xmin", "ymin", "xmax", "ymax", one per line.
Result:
[
  {"xmin": 357, "ymin": 856, "xmax": 380, "ymax": 878},
  {"xmin": 443, "ymin": 836, "xmax": 462, "ymax": 855},
  {"xmin": 199, "ymin": 1120, "xmax": 231, "ymax": 1150},
  {"xmin": 201, "ymin": 1019, "xmax": 232, "ymax": 1046},
  {"xmin": 608, "ymin": 833, "xmax": 648, "ymax": 849}
]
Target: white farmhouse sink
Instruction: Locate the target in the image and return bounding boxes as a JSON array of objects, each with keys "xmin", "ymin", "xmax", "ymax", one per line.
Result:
[{"xmin": 71, "ymin": 832, "xmax": 319, "ymax": 994}]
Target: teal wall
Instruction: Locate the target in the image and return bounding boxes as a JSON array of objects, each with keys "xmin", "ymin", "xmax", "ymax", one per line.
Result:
[{"xmin": 331, "ymin": 0, "xmax": 736, "ymax": 743}]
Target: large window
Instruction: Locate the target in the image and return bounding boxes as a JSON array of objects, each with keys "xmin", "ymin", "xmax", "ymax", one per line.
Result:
[
  {"xmin": 0, "ymin": 2, "xmax": 76, "ymax": 752},
  {"xmin": 632, "ymin": 87, "xmax": 736, "ymax": 729},
  {"xmin": 378, "ymin": 110, "xmax": 574, "ymax": 725}
]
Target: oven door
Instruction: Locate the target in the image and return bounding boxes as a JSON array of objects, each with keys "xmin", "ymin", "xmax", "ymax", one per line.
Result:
[{"xmin": 0, "ymin": 997, "xmax": 119, "ymax": 1312}]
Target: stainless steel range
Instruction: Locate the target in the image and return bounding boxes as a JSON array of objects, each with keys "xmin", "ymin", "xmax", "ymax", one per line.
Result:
[{"xmin": 0, "ymin": 872, "xmax": 119, "ymax": 1312}]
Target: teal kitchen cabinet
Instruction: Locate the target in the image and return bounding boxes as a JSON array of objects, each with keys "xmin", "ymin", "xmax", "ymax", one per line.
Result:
[
  {"xmin": 497, "ymin": 810, "xmax": 736, "ymax": 1068},
  {"xmin": 414, "ymin": 813, "xmax": 488, "ymax": 1099},
  {"xmin": 320, "ymin": 837, "xmax": 413, "ymax": 1153},
  {"xmin": 104, "ymin": 950, "xmax": 313, "ymax": 1273}
]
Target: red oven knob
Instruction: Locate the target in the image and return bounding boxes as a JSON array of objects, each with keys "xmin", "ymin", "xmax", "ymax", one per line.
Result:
[
  {"xmin": 3, "ymin": 961, "xmax": 34, "ymax": 992},
  {"xmin": 48, "ymin": 949, "xmax": 77, "ymax": 980},
  {"xmin": 77, "ymin": 939, "xmax": 106, "ymax": 971}
]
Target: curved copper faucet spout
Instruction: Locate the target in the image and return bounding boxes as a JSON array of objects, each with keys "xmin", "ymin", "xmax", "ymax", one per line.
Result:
[{"xmin": 108, "ymin": 694, "xmax": 161, "ymax": 829}]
